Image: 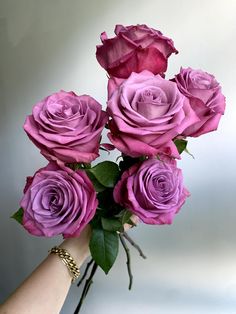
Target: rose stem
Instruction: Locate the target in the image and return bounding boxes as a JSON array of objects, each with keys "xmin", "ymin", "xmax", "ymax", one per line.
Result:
[
  {"xmin": 119, "ymin": 234, "xmax": 133, "ymax": 290},
  {"xmin": 74, "ymin": 261, "xmax": 98, "ymax": 314},
  {"xmin": 77, "ymin": 258, "xmax": 93, "ymax": 288},
  {"xmin": 123, "ymin": 232, "xmax": 147, "ymax": 259}
]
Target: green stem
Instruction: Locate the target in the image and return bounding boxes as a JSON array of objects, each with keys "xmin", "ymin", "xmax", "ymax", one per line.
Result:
[
  {"xmin": 119, "ymin": 234, "xmax": 133, "ymax": 290},
  {"xmin": 77, "ymin": 258, "xmax": 93, "ymax": 288},
  {"xmin": 74, "ymin": 261, "xmax": 98, "ymax": 314},
  {"xmin": 123, "ymin": 232, "xmax": 147, "ymax": 259}
]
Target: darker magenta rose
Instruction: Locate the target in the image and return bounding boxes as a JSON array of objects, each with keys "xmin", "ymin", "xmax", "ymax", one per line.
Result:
[
  {"xmin": 174, "ymin": 67, "xmax": 226, "ymax": 137},
  {"xmin": 107, "ymin": 71, "xmax": 199, "ymax": 158},
  {"xmin": 113, "ymin": 158, "xmax": 189, "ymax": 224},
  {"xmin": 24, "ymin": 91, "xmax": 108, "ymax": 163},
  {"xmin": 96, "ymin": 24, "xmax": 178, "ymax": 78},
  {"xmin": 20, "ymin": 162, "xmax": 98, "ymax": 237}
]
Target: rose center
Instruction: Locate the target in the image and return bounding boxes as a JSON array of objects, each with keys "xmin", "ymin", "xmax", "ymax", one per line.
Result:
[
  {"xmin": 135, "ymin": 88, "xmax": 169, "ymax": 119},
  {"xmin": 191, "ymin": 73, "xmax": 212, "ymax": 90},
  {"xmin": 41, "ymin": 187, "xmax": 64, "ymax": 214},
  {"xmin": 140, "ymin": 89, "xmax": 160, "ymax": 103},
  {"xmin": 154, "ymin": 176, "xmax": 170, "ymax": 195},
  {"xmin": 47, "ymin": 97, "xmax": 87, "ymax": 122},
  {"xmin": 56, "ymin": 104, "xmax": 74, "ymax": 118}
]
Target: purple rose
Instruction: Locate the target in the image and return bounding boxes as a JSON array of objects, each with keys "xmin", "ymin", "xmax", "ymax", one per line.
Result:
[
  {"xmin": 174, "ymin": 67, "xmax": 226, "ymax": 137},
  {"xmin": 113, "ymin": 158, "xmax": 190, "ymax": 224},
  {"xmin": 96, "ymin": 24, "xmax": 178, "ymax": 79},
  {"xmin": 24, "ymin": 91, "xmax": 108, "ymax": 163},
  {"xmin": 107, "ymin": 71, "xmax": 199, "ymax": 158},
  {"xmin": 20, "ymin": 162, "xmax": 98, "ymax": 237}
]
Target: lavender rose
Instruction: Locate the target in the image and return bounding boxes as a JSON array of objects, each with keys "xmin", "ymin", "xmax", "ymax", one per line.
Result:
[
  {"xmin": 113, "ymin": 158, "xmax": 189, "ymax": 224},
  {"xmin": 96, "ymin": 24, "xmax": 178, "ymax": 79},
  {"xmin": 174, "ymin": 67, "xmax": 226, "ymax": 137},
  {"xmin": 20, "ymin": 162, "xmax": 98, "ymax": 237},
  {"xmin": 24, "ymin": 91, "xmax": 108, "ymax": 163},
  {"xmin": 107, "ymin": 71, "xmax": 199, "ymax": 158}
]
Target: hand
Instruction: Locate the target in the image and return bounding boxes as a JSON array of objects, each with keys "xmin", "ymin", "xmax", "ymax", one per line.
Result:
[{"xmin": 60, "ymin": 225, "xmax": 91, "ymax": 267}]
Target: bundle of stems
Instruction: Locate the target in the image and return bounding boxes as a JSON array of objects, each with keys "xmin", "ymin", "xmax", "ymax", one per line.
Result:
[{"xmin": 74, "ymin": 232, "xmax": 146, "ymax": 314}]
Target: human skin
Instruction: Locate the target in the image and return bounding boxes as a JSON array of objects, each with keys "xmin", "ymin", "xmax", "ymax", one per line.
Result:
[
  {"xmin": 0, "ymin": 226, "xmax": 91, "ymax": 314},
  {"xmin": 0, "ymin": 222, "xmax": 133, "ymax": 314}
]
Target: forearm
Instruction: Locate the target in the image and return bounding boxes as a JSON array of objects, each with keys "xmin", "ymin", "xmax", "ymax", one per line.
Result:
[{"xmin": 0, "ymin": 227, "xmax": 90, "ymax": 314}]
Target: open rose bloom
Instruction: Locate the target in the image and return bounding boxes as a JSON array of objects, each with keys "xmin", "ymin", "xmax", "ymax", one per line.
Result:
[
  {"xmin": 107, "ymin": 71, "xmax": 199, "ymax": 158},
  {"xmin": 174, "ymin": 67, "xmax": 226, "ymax": 137},
  {"xmin": 13, "ymin": 24, "xmax": 226, "ymax": 310},
  {"xmin": 24, "ymin": 91, "xmax": 108, "ymax": 163},
  {"xmin": 114, "ymin": 158, "xmax": 190, "ymax": 224},
  {"xmin": 21, "ymin": 162, "xmax": 98, "ymax": 238}
]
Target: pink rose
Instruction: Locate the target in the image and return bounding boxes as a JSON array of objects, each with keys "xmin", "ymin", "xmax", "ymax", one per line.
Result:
[
  {"xmin": 24, "ymin": 91, "xmax": 108, "ymax": 163},
  {"xmin": 107, "ymin": 71, "xmax": 199, "ymax": 158},
  {"xmin": 174, "ymin": 67, "xmax": 226, "ymax": 137},
  {"xmin": 21, "ymin": 162, "xmax": 98, "ymax": 237},
  {"xmin": 114, "ymin": 158, "xmax": 190, "ymax": 224},
  {"xmin": 96, "ymin": 24, "xmax": 178, "ymax": 79}
]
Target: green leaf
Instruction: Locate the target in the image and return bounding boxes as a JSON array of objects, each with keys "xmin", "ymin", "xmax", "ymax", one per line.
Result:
[
  {"xmin": 120, "ymin": 210, "xmax": 132, "ymax": 225},
  {"xmin": 174, "ymin": 139, "xmax": 188, "ymax": 154},
  {"xmin": 101, "ymin": 217, "xmax": 123, "ymax": 232},
  {"xmin": 184, "ymin": 147, "xmax": 195, "ymax": 159},
  {"xmin": 97, "ymin": 189, "xmax": 114, "ymax": 210},
  {"xmin": 66, "ymin": 162, "xmax": 91, "ymax": 171},
  {"xmin": 89, "ymin": 214, "xmax": 102, "ymax": 229},
  {"xmin": 85, "ymin": 171, "xmax": 106, "ymax": 192},
  {"xmin": 11, "ymin": 207, "xmax": 24, "ymax": 225},
  {"xmin": 89, "ymin": 228, "xmax": 119, "ymax": 274},
  {"xmin": 97, "ymin": 189, "xmax": 123, "ymax": 217},
  {"xmin": 87, "ymin": 161, "xmax": 120, "ymax": 188}
]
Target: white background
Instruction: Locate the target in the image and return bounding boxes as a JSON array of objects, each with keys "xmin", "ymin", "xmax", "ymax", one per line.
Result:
[{"xmin": 0, "ymin": 0, "xmax": 236, "ymax": 313}]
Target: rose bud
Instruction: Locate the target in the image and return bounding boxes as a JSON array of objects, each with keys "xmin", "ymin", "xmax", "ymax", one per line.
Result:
[{"xmin": 96, "ymin": 24, "xmax": 178, "ymax": 78}]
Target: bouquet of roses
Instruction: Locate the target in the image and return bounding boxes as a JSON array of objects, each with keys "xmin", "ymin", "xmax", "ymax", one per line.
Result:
[{"xmin": 12, "ymin": 24, "xmax": 226, "ymax": 313}]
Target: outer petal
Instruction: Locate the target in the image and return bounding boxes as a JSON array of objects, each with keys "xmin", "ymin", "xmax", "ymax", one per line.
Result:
[
  {"xmin": 107, "ymin": 47, "xmax": 167, "ymax": 78},
  {"xmin": 108, "ymin": 132, "xmax": 159, "ymax": 157},
  {"xmin": 183, "ymin": 112, "xmax": 222, "ymax": 137}
]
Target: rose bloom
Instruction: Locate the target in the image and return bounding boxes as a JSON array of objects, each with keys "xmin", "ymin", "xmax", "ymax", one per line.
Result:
[
  {"xmin": 20, "ymin": 162, "xmax": 98, "ymax": 237},
  {"xmin": 107, "ymin": 71, "xmax": 199, "ymax": 158},
  {"xmin": 96, "ymin": 24, "xmax": 178, "ymax": 79},
  {"xmin": 114, "ymin": 158, "xmax": 190, "ymax": 224},
  {"xmin": 24, "ymin": 91, "xmax": 108, "ymax": 163},
  {"xmin": 174, "ymin": 67, "xmax": 226, "ymax": 137}
]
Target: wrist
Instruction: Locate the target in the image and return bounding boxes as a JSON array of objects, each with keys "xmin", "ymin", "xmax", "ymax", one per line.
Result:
[{"xmin": 60, "ymin": 225, "xmax": 91, "ymax": 268}]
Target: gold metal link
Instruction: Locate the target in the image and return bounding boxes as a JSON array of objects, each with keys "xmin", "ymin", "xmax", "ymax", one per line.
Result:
[{"xmin": 49, "ymin": 246, "xmax": 80, "ymax": 283}]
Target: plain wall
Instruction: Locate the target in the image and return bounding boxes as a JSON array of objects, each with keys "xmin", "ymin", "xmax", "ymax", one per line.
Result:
[{"xmin": 1, "ymin": 1, "xmax": 236, "ymax": 313}]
